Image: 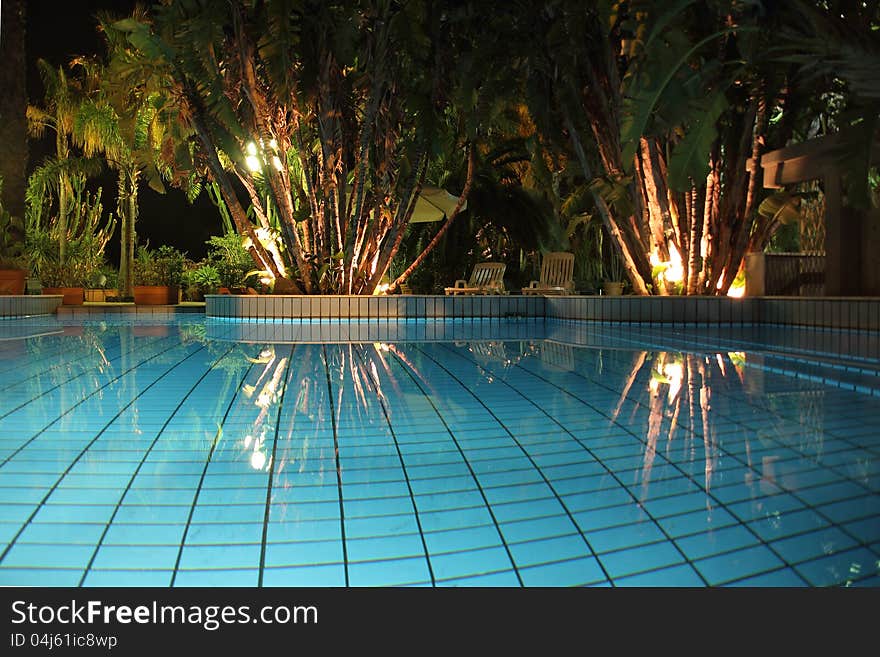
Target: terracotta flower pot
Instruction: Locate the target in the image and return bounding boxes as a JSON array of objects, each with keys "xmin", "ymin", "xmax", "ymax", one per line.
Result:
[
  {"xmin": 42, "ymin": 287, "xmax": 85, "ymax": 305},
  {"xmin": 85, "ymin": 288, "xmax": 119, "ymax": 303},
  {"xmin": 133, "ymin": 285, "xmax": 179, "ymax": 305},
  {"xmin": 602, "ymin": 281, "xmax": 625, "ymax": 296},
  {"xmin": 0, "ymin": 269, "xmax": 26, "ymax": 295}
]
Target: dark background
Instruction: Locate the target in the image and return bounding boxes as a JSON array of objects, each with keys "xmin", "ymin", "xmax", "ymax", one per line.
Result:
[{"xmin": 26, "ymin": 0, "xmax": 220, "ymax": 262}]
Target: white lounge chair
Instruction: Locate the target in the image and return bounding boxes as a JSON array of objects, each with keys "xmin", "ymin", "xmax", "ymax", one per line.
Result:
[
  {"xmin": 445, "ymin": 262, "xmax": 507, "ymax": 295},
  {"xmin": 522, "ymin": 252, "xmax": 575, "ymax": 295}
]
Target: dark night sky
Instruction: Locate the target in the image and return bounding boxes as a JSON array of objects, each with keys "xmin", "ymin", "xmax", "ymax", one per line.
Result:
[{"xmin": 26, "ymin": 0, "xmax": 218, "ymax": 262}]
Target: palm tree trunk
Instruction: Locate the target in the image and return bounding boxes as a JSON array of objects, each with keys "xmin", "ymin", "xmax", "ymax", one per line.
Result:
[
  {"xmin": 117, "ymin": 170, "xmax": 136, "ymax": 298},
  {"xmin": 388, "ymin": 146, "xmax": 476, "ymax": 293}
]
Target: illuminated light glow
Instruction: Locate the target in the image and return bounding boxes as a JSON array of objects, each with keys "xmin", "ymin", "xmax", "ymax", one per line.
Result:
[
  {"xmin": 727, "ymin": 282, "xmax": 745, "ymax": 298},
  {"xmin": 272, "ymin": 156, "xmax": 283, "ymax": 171},
  {"xmin": 254, "ymin": 228, "xmax": 287, "ymax": 278},
  {"xmin": 245, "ymin": 155, "xmax": 261, "ymax": 172},
  {"xmin": 663, "ymin": 360, "xmax": 683, "ymax": 402},
  {"xmin": 649, "ymin": 376, "xmax": 660, "ymax": 393},
  {"xmin": 250, "ymin": 450, "xmax": 267, "ymax": 470},
  {"xmin": 373, "ymin": 283, "xmax": 391, "ymax": 296},
  {"xmin": 260, "ymin": 276, "xmax": 272, "ymax": 286},
  {"xmin": 665, "ymin": 243, "xmax": 684, "ymax": 283},
  {"xmin": 246, "ymin": 142, "xmax": 258, "ymax": 156},
  {"xmin": 650, "ymin": 245, "xmax": 684, "ymax": 286},
  {"xmin": 243, "ymin": 434, "xmax": 253, "ymax": 449},
  {"xmin": 269, "ymin": 139, "xmax": 278, "ymax": 151}
]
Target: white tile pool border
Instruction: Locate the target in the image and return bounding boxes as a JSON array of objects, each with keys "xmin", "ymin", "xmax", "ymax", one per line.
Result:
[
  {"xmin": 0, "ymin": 295, "xmax": 63, "ymax": 318},
  {"xmin": 206, "ymin": 295, "xmax": 546, "ymax": 321},
  {"xmin": 205, "ymin": 294, "xmax": 880, "ymax": 331}
]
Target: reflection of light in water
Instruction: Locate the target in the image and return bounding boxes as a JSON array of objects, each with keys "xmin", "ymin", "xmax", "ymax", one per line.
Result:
[
  {"xmin": 254, "ymin": 357, "xmax": 288, "ymax": 409},
  {"xmin": 242, "ymin": 432, "xmax": 270, "ymax": 471},
  {"xmin": 250, "ymin": 450, "xmax": 267, "ymax": 470},
  {"xmin": 238, "ymin": 351, "xmax": 288, "ymax": 470},
  {"xmin": 663, "ymin": 360, "xmax": 683, "ymax": 403}
]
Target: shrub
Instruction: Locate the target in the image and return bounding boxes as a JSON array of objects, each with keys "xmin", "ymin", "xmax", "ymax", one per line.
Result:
[
  {"xmin": 206, "ymin": 233, "xmax": 255, "ymax": 289},
  {"xmin": 133, "ymin": 245, "xmax": 187, "ymax": 287}
]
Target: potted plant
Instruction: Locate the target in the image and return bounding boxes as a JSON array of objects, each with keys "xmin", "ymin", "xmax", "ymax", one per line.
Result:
[
  {"xmin": 0, "ymin": 190, "xmax": 26, "ymax": 295},
  {"xmin": 132, "ymin": 245, "xmax": 186, "ymax": 305},
  {"xmin": 182, "ymin": 262, "xmax": 221, "ymax": 301},
  {"xmin": 38, "ymin": 241, "xmax": 98, "ymax": 305},
  {"xmin": 85, "ymin": 266, "xmax": 119, "ymax": 303},
  {"xmin": 207, "ymin": 233, "xmax": 256, "ymax": 294},
  {"xmin": 602, "ymin": 252, "xmax": 626, "ymax": 296}
]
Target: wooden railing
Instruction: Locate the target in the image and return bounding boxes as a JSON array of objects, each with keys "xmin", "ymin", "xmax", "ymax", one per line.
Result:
[{"xmin": 745, "ymin": 252, "xmax": 825, "ymax": 296}]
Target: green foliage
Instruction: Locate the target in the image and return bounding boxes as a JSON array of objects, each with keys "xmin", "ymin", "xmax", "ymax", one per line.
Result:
[
  {"xmin": 35, "ymin": 235, "xmax": 105, "ymax": 288},
  {"xmin": 182, "ymin": 262, "xmax": 221, "ymax": 298},
  {"xmin": 92, "ymin": 264, "xmax": 119, "ymax": 290},
  {"xmin": 190, "ymin": 264, "xmax": 221, "ymax": 292},
  {"xmin": 618, "ymin": 3, "xmax": 755, "ymax": 185},
  {"xmin": 757, "ymin": 191, "xmax": 804, "ymax": 226},
  {"xmin": 0, "ymin": 178, "xmax": 26, "ymax": 268},
  {"xmin": 25, "ymin": 157, "xmax": 104, "ymax": 232},
  {"xmin": 205, "ymin": 181, "xmax": 234, "ymax": 235},
  {"xmin": 765, "ymin": 221, "xmax": 800, "ymax": 254},
  {"xmin": 133, "ymin": 244, "xmax": 187, "ymax": 286},
  {"xmin": 667, "ymin": 91, "xmax": 728, "ymax": 190},
  {"xmin": 206, "ymin": 233, "xmax": 255, "ymax": 289}
]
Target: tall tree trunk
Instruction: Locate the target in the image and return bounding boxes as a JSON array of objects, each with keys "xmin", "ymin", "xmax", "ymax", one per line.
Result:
[
  {"xmin": 0, "ymin": 0, "xmax": 27, "ymax": 223},
  {"xmin": 117, "ymin": 169, "xmax": 137, "ymax": 298},
  {"xmin": 388, "ymin": 146, "xmax": 476, "ymax": 293}
]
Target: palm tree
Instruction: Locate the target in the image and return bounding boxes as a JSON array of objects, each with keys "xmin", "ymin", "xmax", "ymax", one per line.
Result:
[
  {"xmin": 72, "ymin": 66, "xmax": 162, "ymax": 299},
  {"xmin": 513, "ymin": 0, "xmax": 792, "ymax": 295},
  {"xmin": 108, "ymin": 0, "xmax": 498, "ymax": 295},
  {"xmin": 26, "ymin": 60, "xmax": 89, "ymax": 264},
  {"xmin": 71, "ymin": 9, "xmax": 188, "ymax": 299}
]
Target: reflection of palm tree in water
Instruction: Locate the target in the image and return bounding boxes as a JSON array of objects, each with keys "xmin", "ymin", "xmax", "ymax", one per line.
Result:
[{"xmin": 611, "ymin": 351, "xmax": 724, "ymax": 506}]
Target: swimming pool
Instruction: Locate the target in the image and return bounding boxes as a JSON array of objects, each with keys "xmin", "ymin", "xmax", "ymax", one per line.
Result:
[{"xmin": 0, "ymin": 316, "xmax": 877, "ymax": 586}]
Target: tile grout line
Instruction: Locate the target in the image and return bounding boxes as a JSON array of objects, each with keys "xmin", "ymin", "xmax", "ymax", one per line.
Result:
[
  {"xmin": 77, "ymin": 342, "xmax": 239, "ymax": 586},
  {"xmin": 321, "ymin": 344, "xmax": 350, "ymax": 587},
  {"xmin": 168, "ymin": 354, "xmax": 263, "ymax": 587},
  {"xmin": 386, "ymin": 345, "xmax": 525, "ymax": 587},
  {"xmin": 257, "ymin": 343, "xmax": 298, "ymax": 587},
  {"xmin": 0, "ymin": 342, "xmax": 210, "ymax": 569}
]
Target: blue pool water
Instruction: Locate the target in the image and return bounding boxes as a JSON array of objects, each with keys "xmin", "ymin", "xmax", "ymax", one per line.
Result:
[{"xmin": 0, "ymin": 316, "xmax": 878, "ymax": 587}]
